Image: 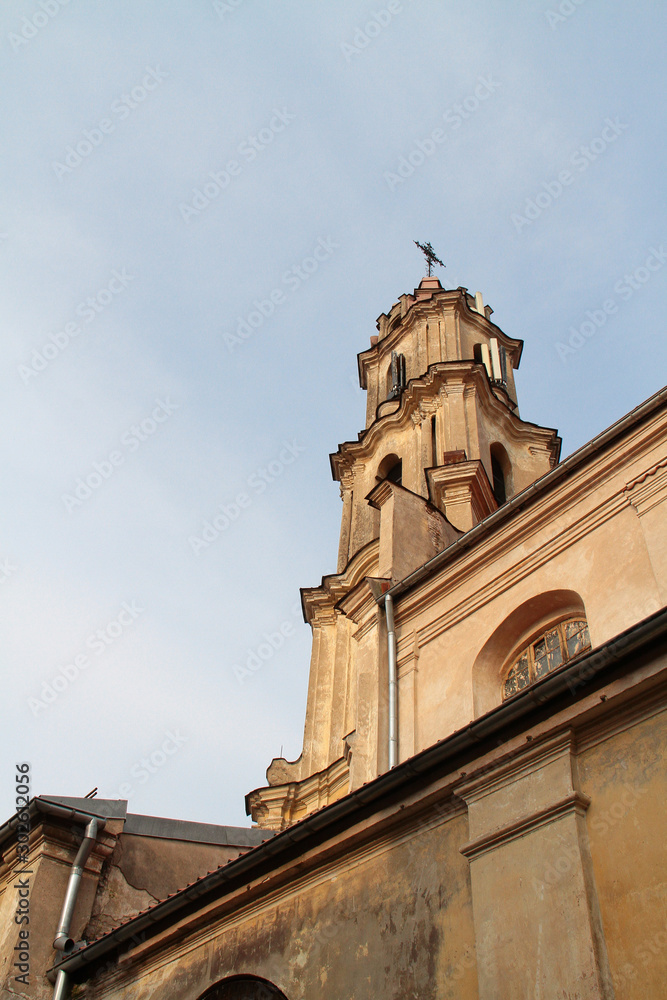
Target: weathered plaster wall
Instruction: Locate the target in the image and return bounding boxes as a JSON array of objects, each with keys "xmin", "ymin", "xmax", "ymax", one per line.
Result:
[
  {"xmin": 79, "ymin": 811, "xmax": 479, "ymax": 1000},
  {"xmin": 86, "ymin": 834, "xmax": 268, "ymax": 941},
  {"xmin": 579, "ymin": 709, "xmax": 667, "ymax": 998},
  {"xmin": 0, "ymin": 826, "xmax": 107, "ymax": 1000}
]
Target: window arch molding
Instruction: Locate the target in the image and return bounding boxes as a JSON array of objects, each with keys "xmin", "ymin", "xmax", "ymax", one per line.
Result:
[
  {"xmin": 471, "ymin": 590, "xmax": 588, "ymax": 718},
  {"xmin": 195, "ymin": 976, "xmax": 290, "ymax": 1000}
]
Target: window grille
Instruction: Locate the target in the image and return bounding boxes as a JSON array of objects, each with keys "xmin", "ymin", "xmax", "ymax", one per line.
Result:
[{"xmin": 502, "ymin": 619, "xmax": 591, "ymax": 699}]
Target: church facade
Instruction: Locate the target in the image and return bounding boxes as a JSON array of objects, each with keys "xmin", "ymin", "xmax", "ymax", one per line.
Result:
[{"xmin": 2, "ymin": 276, "xmax": 666, "ymax": 999}]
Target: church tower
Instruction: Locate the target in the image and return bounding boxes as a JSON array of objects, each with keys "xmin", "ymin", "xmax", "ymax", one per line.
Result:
[{"xmin": 247, "ymin": 275, "xmax": 561, "ymax": 830}]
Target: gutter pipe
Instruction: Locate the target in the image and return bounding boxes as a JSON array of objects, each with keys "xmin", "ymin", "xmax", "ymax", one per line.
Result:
[
  {"xmin": 385, "ymin": 593, "xmax": 398, "ymax": 768},
  {"xmin": 50, "ymin": 606, "xmax": 667, "ymax": 982},
  {"xmin": 53, "ymin": 817, "xmax": 101, "ymax": 951},
  {"xmin": 46, "ymin": 810, "xmax": 104, "ymax": 1000}
]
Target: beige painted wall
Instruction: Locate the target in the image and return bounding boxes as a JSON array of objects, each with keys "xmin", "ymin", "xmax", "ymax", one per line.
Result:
[
  {"xmin": 579, "ymin": 709, "xmax": 667, "ymax": 999},
  {"xmin": 78, "ymin": 809, "xmax": 479, "ymax": 1000}
]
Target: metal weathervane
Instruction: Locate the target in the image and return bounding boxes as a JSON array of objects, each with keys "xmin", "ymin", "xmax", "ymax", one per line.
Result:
[{"xmin": 414, "ymin": 241, "xmax": 445, "ymax": 277}]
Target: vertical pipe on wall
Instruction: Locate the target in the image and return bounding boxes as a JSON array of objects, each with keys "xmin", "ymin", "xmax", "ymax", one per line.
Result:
[
  {"xmin": 51, "ymin": 816, "xmax": 103, "ymax": 1000},
  {"xmin": 385, "ymin": 594, "xmax": 398, "ymax": 768}
]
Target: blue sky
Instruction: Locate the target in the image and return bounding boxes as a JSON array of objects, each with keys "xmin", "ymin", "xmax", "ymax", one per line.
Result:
[{"xmin": 1, "ymin": 0, "xmax": 665, "ymax": 828}]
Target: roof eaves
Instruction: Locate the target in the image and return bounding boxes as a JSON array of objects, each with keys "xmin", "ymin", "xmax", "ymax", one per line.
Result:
[{"xmin": 51, "ymin": 604, "xmax": 667, "ymax": 980}]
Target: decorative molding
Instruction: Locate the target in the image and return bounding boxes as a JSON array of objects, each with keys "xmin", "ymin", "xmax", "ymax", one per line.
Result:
[
  {"xmin": 367, "ymin": 478, "xmax": 393, "ymax": 510},
  {"xmin": 426, "ymin": 459, "xmax": 496, "ymax": 530},
  {"xmin": 331, "ymin": 361, "xmax": 555, "ymax": 482},
  {"xmin": 459, "ymin": 790, "xmax": 590, "ymax": 861},
  {"xmin": 406, "ymin": 490, "xmax": 629, "ymax": 649},
  {"xmin": 624, "ymin": 455, "xmax": 667, "ymax": 491},
  {"xmin": 301, "ymin": 590, "xmax": 338, "ymax": 628},
  {"xmin": 302, "ymin": 540, "xmax": 382, "ymax": 626},
  {"xmin": 624, "ymin": 459, "xmax": 667, "ymax": 516},
  {"xmin": 247, "ymin": 756, "xmax": 351, "ymax": 831},
  {"xmin": 418, "ymin": 399, "xmax": 438, "ymax": 419},
  {"xmin": 339, "ymin": 468, "xmax": 355, "ymax": 491},
  {"xmin": 455, "ymin": 731, "xmax": 575, "ymax": 796},
  {"xmin": 574, "ymin": 677, "xmax": 667, "ymax": 754},
  {"xmin": 338, "ymin": 578, "xmax": 381, "ymax": 630},
  {"xmin": 454, "ymin": 731, "xmax": 591, "ymax": 864}
]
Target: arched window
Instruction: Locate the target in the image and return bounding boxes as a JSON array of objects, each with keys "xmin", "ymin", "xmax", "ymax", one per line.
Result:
[
  {"xmin": 377, "ymin": 453, "xmax": 402, "ymax": 485},
  {"xmin": 502, "ymin": 618, "xmax": 591, "ymax": 700},
  {"xmin": 385, "ymin": 351, "xmax": 406, "ymax": 400},
  {"xmin": 491, "ymin": 455, "xmax": 506, "ymax": 505},
  {"xmin": 490, "ymin": 443, "xmax": 512, "ymax": 505},
  {"xmin": 471, "ymin": 589, "xmax": 589, "ymax": 718},
  {"xmin": 197, "ymin": 977, "xmax": 289, "ymax": 1000}
]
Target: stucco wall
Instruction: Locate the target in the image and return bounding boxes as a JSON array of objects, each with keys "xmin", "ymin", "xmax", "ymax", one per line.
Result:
[
  {"xmin": 579, "ymin": 708, "xmax": 667, "ymax": 998},
  {"xmin": 77, "ymin": 810, "xmax": 479, "ymax": 1000}
]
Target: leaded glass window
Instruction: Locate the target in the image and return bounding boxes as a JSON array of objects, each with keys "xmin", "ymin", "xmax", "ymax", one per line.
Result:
[{"xmin": 502, "ymin": 619, "xmax": 590, "ymax": 700}]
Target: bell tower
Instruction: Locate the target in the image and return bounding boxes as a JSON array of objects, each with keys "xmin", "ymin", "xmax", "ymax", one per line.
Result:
[
  {"xmin": 246, "ymin": 275, "xmax": 561, "ymax": 830},
  {"xmin": 333, "ymin": 275, "xmax": 560, "ymax": 567}
]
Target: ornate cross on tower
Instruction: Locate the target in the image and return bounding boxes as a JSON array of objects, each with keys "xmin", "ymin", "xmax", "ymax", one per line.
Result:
[{"xmin": 414, "ymin": 240, "xmax": 445, "ymax": 277}]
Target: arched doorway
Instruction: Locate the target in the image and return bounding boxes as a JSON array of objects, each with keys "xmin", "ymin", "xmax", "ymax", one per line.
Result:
[{"xmin": 197, "ymin": 977, "xmax": 289, "ymax": 1000}]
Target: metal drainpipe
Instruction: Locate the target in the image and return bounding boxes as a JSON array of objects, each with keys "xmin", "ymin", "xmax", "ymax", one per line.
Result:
[
  {"xmin": 385, "ymin": 593, "xmax": 398, "ymax": 768},
  {"xmin": 52, "ymin": 817, "xmax": 101, "ymax": 1000}
]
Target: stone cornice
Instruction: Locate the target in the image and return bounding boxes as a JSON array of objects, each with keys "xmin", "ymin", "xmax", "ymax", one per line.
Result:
[
  {"xmin": 247, "ymin": 755, "xmax": 351, "ymax": 830},
  {"xmin": 301, "ymin": 540, "xmax": 381, "ymax": 625},
  {"xmin": 426, "ymin": 459, "xmax": 497, "ymax": 527},
  {"xmin": 336, "ymin": 578, "xmax": 382, "ymax": 627},
  {"xmin": 454, "ymin": 730, "xmax": 576, "ymax": 803},
  {"xmin": 459, "ymin": 790, "xmax": 590, "ymax": 861},
  {"xmin": 358, "ymin": 285, "xmax": 523, "ymax": 389},
  {"xmin": 624, "ymin": 457, "xmax": 667, "ymax": 515},
  {"xmin": 333, "ymin": 361, "xmax": 556, "ymax": 482}
]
